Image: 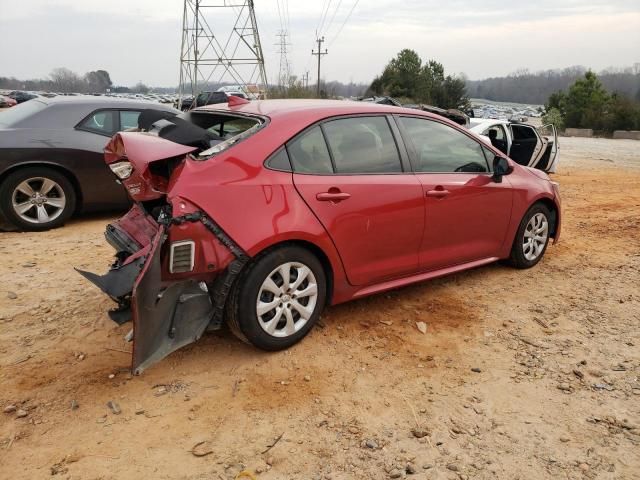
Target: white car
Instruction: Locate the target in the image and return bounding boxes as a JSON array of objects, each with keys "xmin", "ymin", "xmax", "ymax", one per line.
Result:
[{"xmin": 469, "ymin": 119, "xmax": 559, "ymax": 173}]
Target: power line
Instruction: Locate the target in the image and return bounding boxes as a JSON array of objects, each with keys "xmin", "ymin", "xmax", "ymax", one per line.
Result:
[
  {"xmin": 322, "ymin": 0, "xmax": 343, "ymax": 37},
  {"xmin": 318, "ymin": 0, "xmax": 333, "ymax": 35},
  {"xmin": 283, "ymin": 0, "xmax": 291, "ymax": 42},
  {"xmin": 329, "ymin": 0, "xmax": 360, "ymax": 46}
]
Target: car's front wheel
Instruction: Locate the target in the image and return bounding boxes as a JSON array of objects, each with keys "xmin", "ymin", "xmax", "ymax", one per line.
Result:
[
  {"xmin": 508, "ymin": 203, "xmax": 552, "ymax": 269},
  {"xmin": 0, "ymin": 167, "xmax": 76, "ymax": 231},
  {"xmin": 226, "ymin": 246, "xmax": 327, "ymax": 350}
]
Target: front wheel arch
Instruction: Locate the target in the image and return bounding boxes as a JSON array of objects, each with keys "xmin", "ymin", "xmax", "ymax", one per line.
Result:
[{"xmin": 534, "ymin": 198, "xmax": 558, "ymax": 239}]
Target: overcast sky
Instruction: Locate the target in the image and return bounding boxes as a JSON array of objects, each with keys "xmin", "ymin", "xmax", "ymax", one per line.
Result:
[{"xmin": 1, "ymin": 0, "xmax": 639, "ymax": 87}]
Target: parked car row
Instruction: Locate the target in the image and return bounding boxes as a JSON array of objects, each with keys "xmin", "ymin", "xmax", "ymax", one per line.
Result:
[
  {"xmin": 76, "ymin": 98, "xmax": 561, "ymax": 373},
  {"xmin": 0, "ymin": 90, "xmax": 40, "ymax": 105},
  {"xmin": 0, "ymin": 95, "xmax": 17, "ymax": 108},
  {"xmin": 175, "ymin": 90, "xmax": 249, "ymax": 111}
]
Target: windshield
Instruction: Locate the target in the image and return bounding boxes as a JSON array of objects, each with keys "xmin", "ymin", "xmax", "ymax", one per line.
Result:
[{"xmin": 0, "ymin": 99, "xmax": 47, "ymax": 127}]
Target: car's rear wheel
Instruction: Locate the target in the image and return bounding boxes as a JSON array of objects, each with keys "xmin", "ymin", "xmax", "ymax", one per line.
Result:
[
  {"xmin": 226, "ymin": 246, "xmax": 326, "ymax": 350},
  {"xmin": 0, "ymin": 167, "xmax": 76, "ymax": 231},
  {"xmin": 507, "ymin": 203, "xmax": 551, "ymax": 269}
]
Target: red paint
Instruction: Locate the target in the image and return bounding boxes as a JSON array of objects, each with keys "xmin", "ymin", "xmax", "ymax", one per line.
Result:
[
  {"xmin": 227, "ymin": 95, "xmax": 250, "ymax": 107},
  {"xmin": 109, "ymin": 100, "xmax": 561, "ymax": 305},
  {"xmin": 104, "ymin": 132, "xmax": 197, "ymax": 201}
]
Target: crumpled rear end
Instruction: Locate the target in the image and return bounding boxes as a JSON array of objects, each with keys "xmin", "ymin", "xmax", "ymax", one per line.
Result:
[
  {"xmin": 129, "ymin": 226, "xmax": 212, "ymax": 375},
  {"xmin": 78, "ymin": 204, "xmax": 220, "ymax": 374}
]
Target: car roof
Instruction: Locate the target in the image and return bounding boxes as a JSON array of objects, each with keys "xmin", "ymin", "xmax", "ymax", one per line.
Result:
[
  {"xmin": 36, "ymin": 95, "xmax": 178, "ymax": 110},
  {"xmin": 2, "ymin": 96, "xmax": 179, "ymax": 129},
  {"xmin": 470, "ymin": 118, "xmax": 509, "ymax": 126},
  {"xmin": 196, "ymin": 99, "xmax": 441, "ymax": 122}
]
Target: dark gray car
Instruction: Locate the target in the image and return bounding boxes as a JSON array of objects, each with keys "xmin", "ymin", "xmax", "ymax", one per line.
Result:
[{"xmin": 0, "ymin": 96, "xmax": 179, "ymax": 230}]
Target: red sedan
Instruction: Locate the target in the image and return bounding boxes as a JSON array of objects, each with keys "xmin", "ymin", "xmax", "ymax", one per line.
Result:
[{"xmin": 79, "ymin": 99, "xmax": 561, "ymax": 373}]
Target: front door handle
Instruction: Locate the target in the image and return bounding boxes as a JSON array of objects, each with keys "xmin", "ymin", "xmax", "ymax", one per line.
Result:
[
  {"xmin": 316, "ymin": 191, "xmax": 351, "ymax": 202},
  {"xmin": 426, "ymin": 189, "xmax": 450, "ymax": 198}
]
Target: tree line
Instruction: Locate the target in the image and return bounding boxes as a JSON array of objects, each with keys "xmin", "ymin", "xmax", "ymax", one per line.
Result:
[
  {"xmin": 0, "ymin": 68, "xmax": 114, "ymax": 94},
  {"xmin": 543, "ymin": 71, "xmax": 640, "ymax": 133},
  {"xmin": 467, "ymin": 65, "xmax": 640, "ymax": 105}
]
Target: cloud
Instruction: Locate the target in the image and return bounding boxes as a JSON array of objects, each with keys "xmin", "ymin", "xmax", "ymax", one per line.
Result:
[{"xmin": 1, "ymin": 0, "xmax": 638, "ymax": 86}]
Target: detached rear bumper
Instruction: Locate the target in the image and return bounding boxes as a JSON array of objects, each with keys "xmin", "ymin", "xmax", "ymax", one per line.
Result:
[
  {"xmin": 77, "ymin": 202, "xmax": 249, "ymax": 374},
  {"xmin": 77, "ymin": 205, "xmax": 214, "ymax": 374}
]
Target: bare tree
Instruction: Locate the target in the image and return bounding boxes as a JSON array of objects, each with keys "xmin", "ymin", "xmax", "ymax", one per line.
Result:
[{"xmin": 49, "ymin": 68, "xmax": 85, "ymax": 93}]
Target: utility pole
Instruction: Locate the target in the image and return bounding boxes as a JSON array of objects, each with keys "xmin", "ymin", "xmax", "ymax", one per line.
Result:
[
  {"xmin": 302, "ymin": 71, "xmax": 310, "ymax": 90},
  {"xmin": 178, "ymin": 0, "xmax": 268, "ymax": 108},
  {"xmin": 311, "ymin": 37, "xmax": 327, "ymax": 98}
]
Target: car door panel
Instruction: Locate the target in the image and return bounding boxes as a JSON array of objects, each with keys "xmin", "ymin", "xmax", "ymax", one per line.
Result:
[
  {"xmin": 535, "ymin": 124, "xmax": 559, "ymax": 172},
  {"xmin": 417, "ymin": 173, "xmax": 513, "ymax": 271},
  {"xmin": 396, "ymin": 116, "xmax": 514, "ymax": 272},
  {"xmin": 293, "ymin": 175, "xmax": 424, "ymax": 285}
]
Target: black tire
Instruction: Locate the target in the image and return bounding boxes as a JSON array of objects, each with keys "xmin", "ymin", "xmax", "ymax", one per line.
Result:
[
  {"xmin": 226, "ymin": 245, "xmax": 327, "ymax": 350},
  {"xmin": 0, "ymin": 167, "xmax": 76, "ymax": 231},
  {"xmin": 507, "ymin": 203, "xmax": 552, "ymax": 269}
]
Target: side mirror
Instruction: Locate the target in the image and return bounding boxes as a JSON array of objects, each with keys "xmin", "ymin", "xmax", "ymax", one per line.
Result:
[{"xmin": 492, "ymin": 156, "xmax": 511, "ymax": 183}]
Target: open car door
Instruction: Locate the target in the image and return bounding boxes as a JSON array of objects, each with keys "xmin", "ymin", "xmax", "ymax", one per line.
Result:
[
  {"xmin": 508, "ymin": 123, "xmax": 544, "ymax": 169},
  {"xmin": 536, "ymin": 124, "xmax": 559, "ymax": 173}
]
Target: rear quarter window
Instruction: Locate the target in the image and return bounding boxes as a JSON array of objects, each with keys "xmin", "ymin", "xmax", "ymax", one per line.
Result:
[{"xmin": 286, "ymin": 126, "xmax": 333, "ymax": 174}]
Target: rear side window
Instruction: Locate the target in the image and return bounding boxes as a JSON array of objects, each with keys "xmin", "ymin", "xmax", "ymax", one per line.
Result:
[
  {"xmin": 400, "ymin": 117, "xmax": 489, "ymax": 173},
  {"xmin": 78, "ymin": 110, "xmax": 118, "ymax": 135},
  {"xmin": 119, "ymin": 110, "xmax": 140, "ymax": 130},
  {"xmin": 287, "ymin": 126, "xmax": 333, "ymax": 174},
  {"xmin": 511, "ymin": 124, "xmax": 537, "ymax": 140},
  {"xmin": 322, "ymin": 117, "xmax": 402, "ymax": 174}
]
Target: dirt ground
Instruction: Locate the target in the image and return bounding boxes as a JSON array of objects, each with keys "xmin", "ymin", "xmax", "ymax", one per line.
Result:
[{"xmin": 1, "ymin": 137, "xmax": 639, "ymax": 480}]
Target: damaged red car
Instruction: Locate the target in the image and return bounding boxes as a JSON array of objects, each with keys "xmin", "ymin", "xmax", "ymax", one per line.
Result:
[{"xmin": 79, "ymin": 98, "xmax": 561, "ymax": 374}]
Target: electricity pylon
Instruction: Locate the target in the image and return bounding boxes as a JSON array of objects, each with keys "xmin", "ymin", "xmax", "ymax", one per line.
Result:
[
  {"xmin": 178, "ymin": 0, "xmax": 268, "ymax": 107},
  {"xmin": 275, "ymin": 30, "xmax": 291, "ymax": 91}
]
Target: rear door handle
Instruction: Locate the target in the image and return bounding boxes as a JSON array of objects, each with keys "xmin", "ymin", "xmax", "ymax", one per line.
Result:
[
  {"xmin": 426, "ymin": 189, "xmax": 450, "ymax": 198},
  {"xmin": 316, "ymin": 191, "xmax": 351, "ymax": 202}
]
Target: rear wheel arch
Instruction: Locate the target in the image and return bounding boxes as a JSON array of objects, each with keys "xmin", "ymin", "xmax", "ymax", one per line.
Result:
[
  {"xmin": 225, "ymin": 241, "xmax": 330, "ymax": 349},
  {"xmin": 0, "ymin": 163, "xmax": 84, "ymax": 213},
  {"xmin": 243, "ymin": 239, "xmax": 334, "ymax": 306}
]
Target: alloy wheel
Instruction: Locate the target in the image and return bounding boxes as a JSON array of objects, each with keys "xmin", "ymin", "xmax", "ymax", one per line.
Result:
[
  {"xmin": 523, "ymin": 212, "xmax": 548, "ymax": 261},
  {"xmin": 256, "ymin": 261, "xmax": 318, "ymax": 338},
  {"xmin": 11, "ymin": 177, "xmax": 67, "ymax": 225}
]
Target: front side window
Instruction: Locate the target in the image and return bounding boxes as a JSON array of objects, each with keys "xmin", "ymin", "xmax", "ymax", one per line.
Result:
[
  {"xmin": 78, "ymin": 110, "xmax": 117, "ymax": 135},
  {"xmin": 400, "ymin": 117, "xmax": 489, "ymax": 173},
  {"xmin": 322, "ymin": 116, "xmax": 402, "ymax": 174},
  {"xmin": 287, "ymin": 126, "xmax": 333, "ymax": 174}
]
